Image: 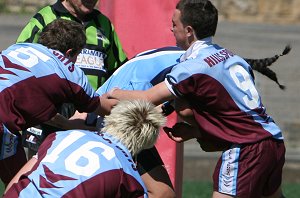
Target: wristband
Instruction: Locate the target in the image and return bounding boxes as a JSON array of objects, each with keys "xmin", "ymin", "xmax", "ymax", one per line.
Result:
[{"xmin": 161, "ymin": 100, "xmax": 175, "ymax": 116}]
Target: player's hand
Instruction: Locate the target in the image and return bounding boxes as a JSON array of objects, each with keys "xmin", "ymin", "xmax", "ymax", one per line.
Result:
[
  {"xmin": 106, "ymin": 87, "xmax": 120, "ymax": 99},
  {"xmin": 69, "ymin": 111, "xmax": 87, "ymax": 120},
  {"xmin": 96, "ymin": 97, "xmax": 119, "ymax": 116},
  {"xmin": 163, "ymin": 122, "xmax": 201, "ymax": 143},
  {"xmin": 101, "ymin": 92, "xmax": 109, "ymax": 99}
]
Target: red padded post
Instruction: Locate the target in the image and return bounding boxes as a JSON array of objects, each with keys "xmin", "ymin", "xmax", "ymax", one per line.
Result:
[{"xmin": 99, "ymin": 1, "xmax": 183, "ymax": 197}]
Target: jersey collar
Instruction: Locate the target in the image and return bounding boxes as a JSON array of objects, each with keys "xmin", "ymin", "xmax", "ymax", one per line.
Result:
[
  {"xmin": 99, "ymin": 132, "xmax": 130, "ymax": 155},
  {"xmin": 52, "ymin": 1, "xmax": 70, "ymax": 14},
  {"xmin": 180, "ymin": 37, "xmax": 212, "ymax": 62},
  {"xmin": 52, "ymin": 1, "xmax": 97, "ymax": 22}
]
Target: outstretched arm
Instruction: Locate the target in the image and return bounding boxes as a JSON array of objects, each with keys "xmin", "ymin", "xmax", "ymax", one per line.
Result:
[
  {"xmin": 108, "ymin": 81, "xmax": 175, "ymax": 106},
  {"xmin": 45, "ymin": 113, "xmax": 96, "ymax": 131}
]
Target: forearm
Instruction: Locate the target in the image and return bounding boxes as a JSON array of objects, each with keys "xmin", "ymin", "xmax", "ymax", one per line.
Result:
[
  {"xmin": 45, "ymin": 113, "xmax": 96, "ymax": 131},
  {"xmin": 45, "ymin": 113, "xmax": 69, "ymax": 129},
  {"xmin": 109, "ymin": 88, "xmax": 148, "ymax": 101},
  {"xmin": 109, "ymin": 82, "xmax": 175, "ymax": 106},
  {"xmin": 174, "ymin": 99, "xmax": 198, "ymax": 127}
]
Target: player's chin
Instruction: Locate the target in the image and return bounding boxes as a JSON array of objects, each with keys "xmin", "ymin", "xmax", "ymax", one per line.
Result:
[
  {"xmin": 78, "ymin": 4, "xmax": 95, "ymax": 14},
  {"xmin": 80, "ymin": 9, "xmax": 94, "ymax": 15}
]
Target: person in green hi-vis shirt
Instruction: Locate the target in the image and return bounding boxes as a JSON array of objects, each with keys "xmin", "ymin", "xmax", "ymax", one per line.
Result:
[
  {"xmin": 17, "ymin": 0, "xmax": 127, "ymax": 157},
  {"xmin": 17, "ymin": 0, "xmax": 127, "ymax": 90}
]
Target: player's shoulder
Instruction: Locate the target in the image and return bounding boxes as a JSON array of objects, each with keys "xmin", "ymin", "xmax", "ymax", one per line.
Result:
[
  {"xmin": 4, "ymin": 43, "xmax": 49, "ymax": 54},
  {"xmin": 56, "ymin": 129, "xmax": 99, "ymax": 138},
  {"xmin": 90, "ymin": 9, "xmax": 112, "ymax": 24},
  {"xmin": 135, "ymin": 46, "xmax": 184, "ymax": 57},
  {"xmin": 44, "ymin": 130, "xmax": 102, "ymax": 149},
  {"xmin": 33, "ymin": 4, "xmax": 54, "ymax": 19},
  {"xmin": 36, "ymin": 4, "xmax": 52, "ymax": 13}
]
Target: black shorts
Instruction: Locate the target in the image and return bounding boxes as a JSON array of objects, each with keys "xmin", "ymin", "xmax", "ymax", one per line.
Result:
[
  {"xmin": 22, "ymin": 124, "xmax": 56, "ymax": 152},
  {"xmin": 136, "ymin": 146, "xmax": 164, "ymax": 175},
  {"xmin": 22, "ymin": 103, "xmax": 76, "ymax": 151}
]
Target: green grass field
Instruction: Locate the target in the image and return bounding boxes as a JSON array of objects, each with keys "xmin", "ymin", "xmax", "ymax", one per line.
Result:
[
  {"xmin": 1, "ymin": 181, "xmax": 4, "ymax": 197},
  {"xmin": 1, "ymin": 180, "xmax": 299, "ymax": 197}
]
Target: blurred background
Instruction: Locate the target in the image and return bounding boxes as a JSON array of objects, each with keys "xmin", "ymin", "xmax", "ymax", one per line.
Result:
[{"xmin": 0, "ymin": 0, "xmax": 299, "ymax": 197}]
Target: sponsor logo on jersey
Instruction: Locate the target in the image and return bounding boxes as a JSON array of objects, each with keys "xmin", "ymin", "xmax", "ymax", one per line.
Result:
[
  {"xmin": 52, "ymin": 50, "xmax": 75, "ymax": 72},
  {"xmin": 27, "ymin": 127, "xmax": 42, "ymax": 136},
  {"xmin": 76, "ymin": 49, "xmax": 107, "ymax": 71}
]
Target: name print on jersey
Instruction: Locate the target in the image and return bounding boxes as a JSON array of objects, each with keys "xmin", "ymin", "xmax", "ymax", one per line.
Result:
[
  {"xmin": 52, "ymin": 50, "xmax": 75, "ymax": 72},
  {"xmin": 204, "ymin": 49, "xmax": 235, "ymax": 67}
]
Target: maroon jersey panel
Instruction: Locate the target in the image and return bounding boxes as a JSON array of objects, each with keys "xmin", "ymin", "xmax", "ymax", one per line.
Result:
[
  {"xmin": 175, "ymin": 74, "xmax": 273, "ymax": 144},
  {"xmin": 0, "ymin": 74, "xmax": 99, "ymax": 132}
]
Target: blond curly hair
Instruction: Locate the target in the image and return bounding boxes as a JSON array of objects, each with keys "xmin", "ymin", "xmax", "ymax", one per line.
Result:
[{"xmin": 101, "ymin": 100, "xmax": 166, "ymax": 156}]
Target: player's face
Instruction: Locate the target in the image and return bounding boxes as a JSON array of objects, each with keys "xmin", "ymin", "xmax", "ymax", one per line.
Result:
[
  {"xmin": 65, "ymin": 0, "xmax": 98, "ymax": 18},
  {"xmin": 171, "ymin": 9, "xmax": 189, "ymax": 50}
]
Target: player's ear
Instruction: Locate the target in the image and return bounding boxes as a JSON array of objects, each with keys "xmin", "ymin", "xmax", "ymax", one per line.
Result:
[
  {"xmin": 66, "ymin": 48, "xmax": 79, "ymax": 63},
  {"xmin": 185, "ymin": 25, "xmax": 194, "ymax": 37},
  {"xmin": 66, "ymin": 49, "xmax": 75, "ymax": 57}
]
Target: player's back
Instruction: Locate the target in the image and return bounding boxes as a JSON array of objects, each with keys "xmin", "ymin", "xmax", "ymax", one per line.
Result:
[
  {"xmin": 0, "ymin": 43, "xmax": 96, "ymax": 132},
  {"xmin": 167, "ymin": 43, "xmax": 282, "ymax": 144},
  {"xmin": 97, "ymin": 46, "xmax": 184, "ymax": 95},
  {"xmin": 4, "ymin": 130, "xmax": 147, "ymax": 198},
  {"xmin": 1, "ymin": 43, "xmax": 71, "ymax": 83}
]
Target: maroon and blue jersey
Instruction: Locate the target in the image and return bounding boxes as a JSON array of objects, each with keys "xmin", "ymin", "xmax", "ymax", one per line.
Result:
[
  {"xmin": 0, "ymin": 43, "xmax": 99, "ymax": 131},
  {"xmin": 165, "ymin": 38, "xmax": 283, "ymax": 145},
  {"xmin": 4, "ymin": 130, "xmax": 147, "ymax": 198},
  {"xmin": 0, "ymin": 43, "xmax": 100, "ymax": 159}
]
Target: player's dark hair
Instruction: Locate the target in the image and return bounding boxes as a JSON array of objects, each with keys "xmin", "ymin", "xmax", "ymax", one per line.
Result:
[
  {"xmin": 38, "ymin": 19, "xmax": 86, "ymax": 55},
  {"xmin": 245, "ymin": 45, "xmax": 291, "ymax": 90},
  {"xmin": 176, "ymin": 0, "xmax": 218, "ymax": 39}
]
